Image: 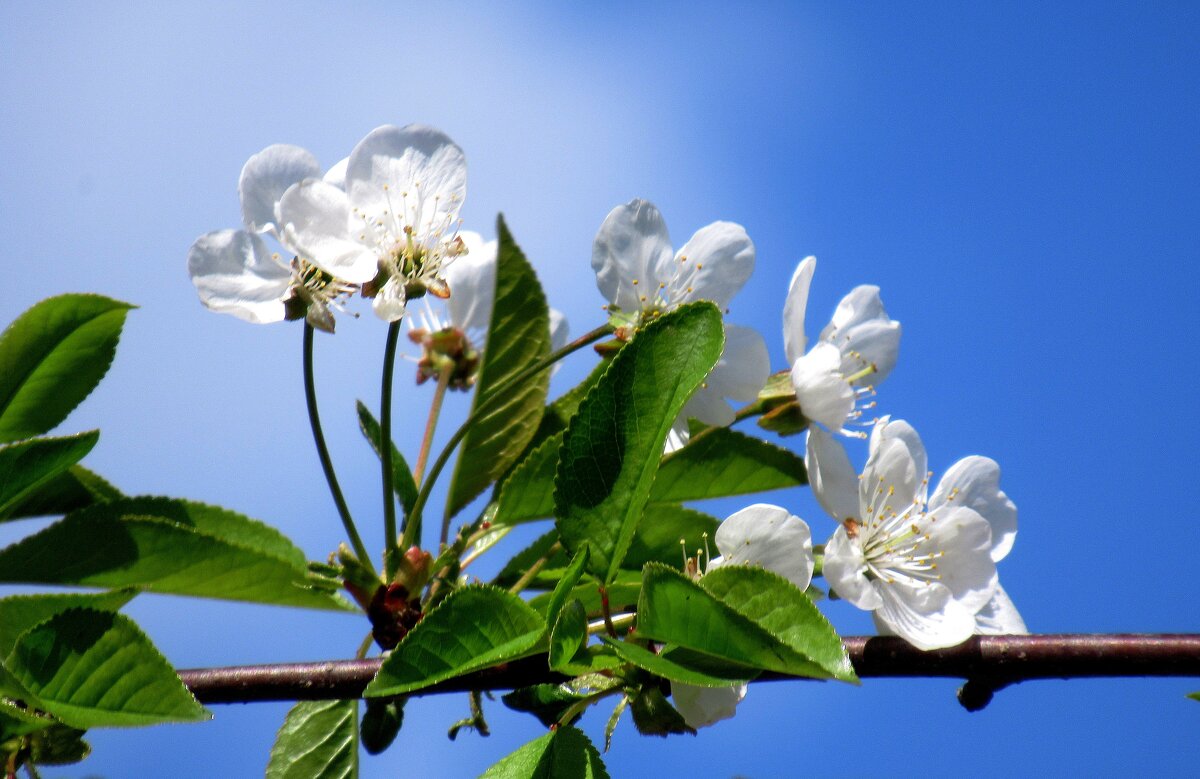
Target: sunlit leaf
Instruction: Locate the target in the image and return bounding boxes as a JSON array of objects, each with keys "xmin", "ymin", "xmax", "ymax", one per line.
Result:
[
  {"xmin": 0, "ymin": 432, "xmax": 98, "ymax": 522},
  {"xmin": 479, "ymin": 726, "xmax": 610, "ymax": 779},
  {"xmin": 266, "ymin": 700, "xmax": 358, "ymax": 779}
]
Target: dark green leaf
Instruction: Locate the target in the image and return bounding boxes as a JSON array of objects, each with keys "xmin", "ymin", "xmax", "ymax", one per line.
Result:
[
  {"xmin": 494, "ymin": 530, "xmax": 566, "ymax": 588},
  {"xmin": 366, "ymin": 585, "xmax": 546, "ymax": 697},
  {"xmin": 1189, "ymin": 691, "xmax": 1200, "ymax": 702},
  {"xmin": 5, "ymin": 608, "xmax": 208, "ymax": 728},
  {"xmin": 597, "ymin": 636, "xmax": 753, "ymax": 687},
  {"xmin": 1, "ymin": 464, "xmax": 122, "ymax": 522},
  {"xmin": 529, "ymin": 579, "xmax": 640, "ymax": 616},
  {"xmin": 26, "ymin": 724, "xmax": 91, "ymax": 766},
  {"xmin": 0, "ymin": 498, "xmax": 353, "ymax": 611},
  {"xmin": 636, "ymin": 563, "xmax": 838, "ymax": 680},
  {"xmin": 622, "ymin": 505, "xmax": 719, "ymax": 570},
  {"xmin": 360, "ymin": 698, "xmax": 403, "ymax": 756},
  {"xmin": 629, "ymin": 685, "xmax": 695, "ymax": 737},
  {"xmin": 549, "ymin": 600, "xmax": 588, "ymax": 672},
  {"xmin": 479, "ymin": 725, "xmax": 610, "ymax": 779},
  {"xmin": 447, "ymin": 216, "xmax": 552, "ymax": 519},
  {"xmin": 0, "ymin": 590, "xmax": 135, "ymax": 656},
  {"xmin": 501, "ymin": 684, "xmax": 591, "ymax": 728},
  {"xmin": 356, "ymin": 401, "xmax": 418, "ymax": 515},
  {"xmin": 0, "ymin": 294, "xmax": 133, "ymax": 443},
  {"xmin": 544, "ymin": 546, "xmax": 590, "ymax": 625},
  {"xmin": 0, "ymin": 698, "xmax": 56, "ymax": 741},
  {"xmin": 493, "ymin": 432, "xmax": 562, "ymax": 526},
  {"xmin": 555, "ymin": 302, "xmax": 724, "ymax": 582},
  {"xmin": 651, "ymin": 427, "xmax": 807, "ymax": 502},
  {"xmin": 701, "ymin": 565, "xmax": 857, "ymax": 682},
  {"xmin": 266, "ymin": 700, "xmax": 357, "ymax": 779},
  {"xmin": 0, "ymin": 432, "xmax": 99, "ymax": 523}
]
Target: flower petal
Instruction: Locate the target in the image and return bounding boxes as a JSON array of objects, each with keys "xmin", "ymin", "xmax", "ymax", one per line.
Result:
[
  {"xmin": 873, "ymin": 579, "xmax": 976, "ymax": 651},
  {"xmin": 277, "ymin": 179, "xmax": 378, "ymax": 282},
  {"xmin": 867, "ymin": 417, "xmax": 927, "ymax": 501},
  {"xmin": 591, "ymin": 198, "xmax": 674, "ymax": 312},
  {"xmin": 783, "ymin": 256, "xmax": 816, "ymax": 365},
  {"xmin": 239, "ymin": 144, "xmax": 321, "ymax": 236},
  {"xmin": 187, "ymin": 229, "xmax": 290, "ymax": 324},
  {"xmin": 372, "ymin": 276, "xmax": 407, "ymax": 322},
  {"xmin": 805, "ymin": 427, "xmax": 861, "ymax": 524},
  {"xmin": 671, "ymin": 682, "xmax": 747, "ymax": 729},
  {"xmin": 838, "ymin": 318, "xmax": 901, "ymax": 386},
  {"xmin": 345, "ymin": 124, "xmax": 467, "ymax": 245},
  {"xmin": 930, "ymin": 455, "xmax": 1017, "ymax": 562},
  {"xmin": 679, "ymin": 323, "xmax": 770, "ymax": 428},
  {"xmin": 974, "ymin": 584, "xmax": 1028, "ymax": 635},
  {"xmin": 822, "ymin": 525, "xmax": 883, "ymax": 610},
  {"xmin": 714, "ymin": 503, "xmax": 814, "ymax": 590},
  {"xmin": 860, "ymin": 436, "xmax": 921, "ymax": 517},
  {"xmin": 445, "ymin": 231, "xmax": 497, "ymax": 335},
  {"xmin": 791, "ymin": 342, "xmax": 855, "ymax": 431},
  {"xmin": 322, "ymin": 156, "xmax": 349, "ymax": 190},
  {"xmin": 549, "ymin": 308, "xmax": 570, "ymax": 352},
  {"xmin": 922, "ymin": 504, "xmax": 997, "ymax": 614},
  {"xmin": 668, "ymin": 221, "xmax": 755, "ymax": 310},
  {"xmin": 819, "ymin": 284, "xmax": 892, "ymax": 339}
]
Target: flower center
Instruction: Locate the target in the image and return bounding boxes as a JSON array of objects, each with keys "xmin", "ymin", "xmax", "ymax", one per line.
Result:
[
  {"xmin": 857, "ymin": 472, "xmax": 945, "ymax": 587},
  {"xmin": 353, "ymin": 183, "xmax": 465, "ymax": 295}
]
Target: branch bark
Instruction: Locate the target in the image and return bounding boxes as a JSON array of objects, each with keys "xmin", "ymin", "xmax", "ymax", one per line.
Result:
[{"xmin": 179, "ymin": 634, "xmax": 1200, "ymax": 707}]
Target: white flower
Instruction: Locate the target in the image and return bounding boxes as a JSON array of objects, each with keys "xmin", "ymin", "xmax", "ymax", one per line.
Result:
[
  {"xmin": 673, "ymin": 503, "xmax": 813, "ymax": 728},
  {"xmin": 809, "ymin": 418, "xmax": 1009, "ymax": 650},
  {"xmin": 592, "ymin": 199, "xmax": 769, "ymax": 445},
  {"xmin": 187, "ymin": 145, "xmax": 359, "ymax": 332},
  {"xmin": 783, "ymin": 257, "xmax": 900, "ymax": 436},
  {"xmin": 277, "ymin": 124, "xmax": 467, "ymax": 322}
]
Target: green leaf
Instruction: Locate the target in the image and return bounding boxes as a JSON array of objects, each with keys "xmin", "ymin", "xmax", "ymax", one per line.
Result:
[
  {"xmin": 0, "ymin": 294, "xmax": 133, "ymax": 443},
  {"xmin": 549, "ymin": 600, "xmax": 589, "ymax": 672},
  {"xmin": 622, "ymin": 505, "xmax": 719, "ymax": 570},
  {"xmin": 629, "ymin": 685, "xmax": 695, "ymax": 737},
  {"xmin": 0, "ymin": 698, "xmax": 57, "ymax": 741},
  {"xmin": 479, "ymin": 726, "xmax": 610, "ymax": 779},
  {"xmin": 366, "ymin": 585, "xmax": 547, "ymax": 697},
  {"xmin": 494, "ymin": 530, "xmax": 567, "ymax": 588},
  {"xmin": 0, "ymin": 591, "xmax": 135, "ymax": 656},
  {"xmin": 356, "ymin": 401, "xmax": 418, "ymax": 515},
  {"xmin": 555, "ymin": 302, "xmax": 724, "ymax": 582},
  {"xmin": 701, "ymin": 565, "xmax": 857, "ymax": 682},
  {"xmin": 1188, "ymin": 691, "xmax": 1200, "ymax": 702},
  {"xmin": 650, "ymin": 427, "xmax": 807, "ymax": 502},
  {"xmin": 604, "ymin": 695, "xmax": 627, "ymax": 752},
  {"xmin": 0, "ymin": 432, "xmax": 99, "ymax": 522},
  {"xmin": 501, "ymin": 684, "xmax": 591, "ymax": 728},
  {"xmin": 494, "ymin": 432, "xmax": 563, "ymax": 526},
  {"xmin": 447, "ymin": 216, "xmax": 553, "ymax": 519},
  {"xmin": 360, "ymin": 699, "xmax": 403, "ymax": 756},
  {"xmin": 1, "ymin": 464, "xmax": 122, "ymax": 522},
  {"xmin": 266, "ymin": 700, "xmax": 358, "ymax": 779},
  {"xmin": 544, "ymin": 546, "xmax": 590, "ymax": 625},
  {"xmin": 5, "ymin": 608, "xmax": 208, "ymax": 728},
  {"xmin": 24, "ymin": 724, "xmax": 91, "ymax": 766},
  {"xmin": 598, "ymin": 636, "xmax": 753, "ymax": 687},
  {"xmin": 635, "ymin": 563, "xmax": 840, "ymax": 680},
  {"xmin": 529, "ymin": 579, "xmax": 641, "ymax": 616},
  {"xmin": 0, "ymin": 497, "xmax": 353, "ymax": 611}
]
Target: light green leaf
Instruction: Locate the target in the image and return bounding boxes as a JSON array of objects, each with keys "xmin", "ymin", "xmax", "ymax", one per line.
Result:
[
  {"xmin": 5, "ymin": 608, "xmax": 208, "ymax": 728},
  {"xmin": 0, "ymin": 590, "xmax": 135, "ymax": 656},
  {"xmin": 549, "ymin": 600, "xmax": 588, "ymax": 672},
  {"xmin": 0, "ymin": 432, "xmax": 99, "ymax": 522},
  {"xmin": 447, "ymin": 216, "xmax": 552, "ymax": 519},
  {"xmin": 479, "ymin": 726, "xmax": 610, "ymax": 779},
  {"xmin": 598, "ymin": 636, "xmax": 753, "ymax": 687},
  {"xmin": 0, "ymin": 498, "xmax": 353, "ymax": 611},
  {"xmin": 1, "ymin": 464, "xmax": 122, "ymax": 522},
  {"xmin": 356, "ymin": 401, "xmax": 418, "ymax": 516},
  {"xmin": 544, "ymin": 546, "xmax": 590, "ymax": 625},
  {"xmin": 636, "ymin": 563, "xmax": 839, "ymax": 680},
  {"xmin": 650, "ymin": 427, "xmax": 807, "ymax": 502},
  {"xmin": 0, "ymin": 294, "xmax": 133, "ymax": 443},
  {"xmin": 266, "ymin": 700, "xmax": 358, "ymax": 779},
  {"xmin": 555, "ymin": 302, "xmax": 724, "ymax": 582},
  {"xmin": 701, "ymin": 565, "xmax": 857, "ymax": 682},
  {"xmin": 366, "ymin": 585, "xmax": 547, "ymax": 697},
  {"xmin": 494, "ymin": 432, "xmax": 563, "ymax": 526}
]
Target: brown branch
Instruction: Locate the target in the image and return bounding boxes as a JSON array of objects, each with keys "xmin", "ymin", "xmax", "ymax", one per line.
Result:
[{"xmin": 179, "ymin": 634, "xmax": 1200, "ymax": 707}]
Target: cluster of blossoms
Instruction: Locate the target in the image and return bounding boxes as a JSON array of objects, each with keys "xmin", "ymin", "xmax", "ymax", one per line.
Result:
[{"xmin": 188, "ymin": 123, "xmax": 1026, "ymax": 733}]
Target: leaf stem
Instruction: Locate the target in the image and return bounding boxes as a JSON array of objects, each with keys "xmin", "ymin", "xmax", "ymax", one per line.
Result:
[
  {"xmin": 381, "ymin": 322, "xmax": 402, "ymax": 580},
  {"xmin": 303, "ymin": 324, "xmax": 376, "ymax": 578},
  {"xmin": 415, "ymin": 323, "xmax": 615, "ymax": 548},
  {"xmin": 598, "ymin": 585, "xmax": 618, "ymax": 638},
  {"xmin": 507, "ymin": 541, "xmax": 562, "ymax": 595}
]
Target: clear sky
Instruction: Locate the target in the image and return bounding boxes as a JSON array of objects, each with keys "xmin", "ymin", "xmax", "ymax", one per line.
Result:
[{"xmin": 2, "ymin": 1, "xmax": 1198, "ymax": 776}]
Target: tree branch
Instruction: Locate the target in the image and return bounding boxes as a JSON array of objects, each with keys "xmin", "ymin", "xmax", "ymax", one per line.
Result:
[{"xmin": 179, "ymin": 634, "xmax": 1200, "ymax": 706}]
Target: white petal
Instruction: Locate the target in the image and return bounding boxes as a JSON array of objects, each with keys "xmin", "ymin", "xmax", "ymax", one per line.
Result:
[
  {"xmin": 372, "ymin": 276, "xmax": 407, "ymax": 322},
  {"xmin": 873, "ymin": 580, "xmax": 976, "ymax": 651},
  {"xmin": 680, "ymin": 324, "xmax": 770, "ymax": 428},
  {"xmin": 790, "ymin": 342, "xmax": 855, "ymax": 431},
  {"xmin": 974, "ymin": 584, "xmax": 1028, "ymax": 635},
  {"xmin": 239, "ymin": 144, "xmax": 321, "ymax": 235},
  {"xmin": 187, "ymin": 229, "xmax": 290, "ymax": 323},
  {"xmin": 591, "ymin": 199, "xmax": 674, "ymax": 312},
  {"xmin": 345, "ymin": 124, "xmax": 467, "ymax": 245},
  {"xmin": 549, "ymin": 308, "xmax": 570, "ymax": 352},
  {"xmin": 819, "ymin": 284, "xmax": 891, "ymax": 339},
  {"xmin": 837, "ymin": 318, "xmax": 901, "ymax": 386},
  {"xmin": 860, "ymin": 436, "xmax": 921, "ymax": 517},
  {"xmin": 445, "ymin": 231, "xmax": 496, "ymax": 335},
  {"xmin": 867, "ymin": 417, "xmax": 927, "ymax": 501},
  {"xmin": 805, "ymin": 428, "xmax": 860, "ymax": 524},
  {"xmin": 277, "ymin": 180, "xmax": 378, "ymax": 283},
  {"xmin": 667, "ymin": 221, "xmax": 755, "ymax": 310},
  {"xmin": 322, "ymin": 156, "xmax": 349, "ymax": 190},
  {"xmin": 930, "ymin": 455, "xmax": 1017, "ymax": 562},
  {"xmin": 714, "ymin": 504, "xmax": 814, "ymax": 590},
  {"xmin": 922, "ymin": 504, "xmax": 997, "ymax": 614},
  {"xmin": 664, "ymin": 420, "xmax": 690, "ymax": 454},
  {"xmin": 822, "ymin": 525, "xmax": 883, "ymax": 610},
  {"xmin": 671, "ymin": 682, "xmax": 747, "ymax": 729},
  {"xmin": 783, "ymin": 256, "xmax": 816, "ymax": 365}
]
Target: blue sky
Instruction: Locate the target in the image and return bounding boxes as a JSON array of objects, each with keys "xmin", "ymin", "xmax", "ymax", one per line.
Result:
[{"xmin": 2, "ymin": 1, "xmax": 1198, "ymax": 776}]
